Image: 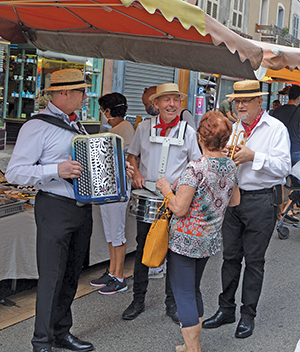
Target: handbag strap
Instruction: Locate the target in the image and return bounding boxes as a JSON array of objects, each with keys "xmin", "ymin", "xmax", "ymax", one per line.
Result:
[
  {"xmin": 164, "ymin": 191, "xmax": 175, "ymax": 209},
  {"xmin": 155, "ymin": 192, "xmax": 175, "ymax": 220}
]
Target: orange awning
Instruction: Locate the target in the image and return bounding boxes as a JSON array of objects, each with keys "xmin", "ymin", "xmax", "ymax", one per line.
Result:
[{"xmin": 0, "ymin": 0, "xmax": 263, "ymax": 79}]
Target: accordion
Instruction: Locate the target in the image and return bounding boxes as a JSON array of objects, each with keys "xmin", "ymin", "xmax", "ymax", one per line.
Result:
[{"xmin": 71, "ymin": 133, "xmax": 128, "ymax": 204}]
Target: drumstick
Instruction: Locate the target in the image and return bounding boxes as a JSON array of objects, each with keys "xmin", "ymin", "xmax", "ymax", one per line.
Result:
[{"xmin": 142, "ymin": 185, "xmax": 161, "ymax": 197}]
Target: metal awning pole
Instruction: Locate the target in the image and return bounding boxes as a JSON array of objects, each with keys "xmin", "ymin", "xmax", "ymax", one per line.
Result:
[{"xmin": 214, "ymin": 75, "xmax": 222, "ymax": 110}]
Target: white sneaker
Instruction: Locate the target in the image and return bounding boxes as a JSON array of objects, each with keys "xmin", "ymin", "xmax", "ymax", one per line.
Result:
[{"xmin": 148, "ymin": 268, "xmax": 164, "ymax": 279}]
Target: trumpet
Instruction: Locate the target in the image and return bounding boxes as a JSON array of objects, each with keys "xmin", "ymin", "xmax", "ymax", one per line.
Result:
[{"xmin": 227, "ymin": 119, "xmax": 248, "ymax": 160}]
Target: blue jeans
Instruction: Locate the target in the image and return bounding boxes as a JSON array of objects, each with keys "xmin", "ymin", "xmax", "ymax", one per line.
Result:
[{"xmin": 291, "ymin": 151, "xmax": 300, "ymax": 167}]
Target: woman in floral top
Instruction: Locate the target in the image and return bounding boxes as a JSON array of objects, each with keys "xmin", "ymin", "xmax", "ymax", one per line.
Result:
[{"xmin": 156, "ymin": 111, "xmax": 240, "ymax": 352}]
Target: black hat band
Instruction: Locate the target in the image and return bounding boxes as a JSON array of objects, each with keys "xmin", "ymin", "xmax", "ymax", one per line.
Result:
[
  {"xmin": 50, "ymin": 80, "xmax": 86, "ymax": 87},
  {"xmin": 234, "ymin": 88, "xmax": 260, "ymax": 94}
]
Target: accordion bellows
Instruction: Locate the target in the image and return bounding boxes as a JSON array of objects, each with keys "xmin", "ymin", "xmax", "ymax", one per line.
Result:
[{"xmin": 71, "ymin": 133, "xmax": 128, "ymax": 204}]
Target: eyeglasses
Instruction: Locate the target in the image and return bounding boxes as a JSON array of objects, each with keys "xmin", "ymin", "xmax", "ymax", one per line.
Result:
[
  {"xmin": 233, "ymin": 97, "xmax": 257, "ymax": 106},
  {"xmin": 161, "ymin": 97, "xmax": 181, "ymax": 104},
  {"xmin": 72, "ymin": 89, "xmax": 86, "ymax": 96}
]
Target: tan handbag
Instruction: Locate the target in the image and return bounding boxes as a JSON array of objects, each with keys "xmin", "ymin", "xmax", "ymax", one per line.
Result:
[{"xmin": 142, "ymin": 192, "xmax": 174, "ymax": 268}]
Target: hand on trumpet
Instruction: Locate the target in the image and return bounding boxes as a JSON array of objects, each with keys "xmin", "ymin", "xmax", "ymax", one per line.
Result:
[
  {"xmin": 222, "ymin": 145, "xmax": 229, "ymax": 157},
  {"xmin": 231, "ymin": 144, "xmax": 255, "ymax": 166}
]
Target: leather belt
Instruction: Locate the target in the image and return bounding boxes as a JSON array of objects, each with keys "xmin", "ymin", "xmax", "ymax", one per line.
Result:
[
  {"xmin": 239, "ymin": 188, "xmax": 273, "ymax": 195},
  {"xmin": 39, "ymin": 190, "xmax": 77, "ymax": 205}
]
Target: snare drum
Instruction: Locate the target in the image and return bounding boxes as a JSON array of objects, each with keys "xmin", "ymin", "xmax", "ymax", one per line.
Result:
[{"xmin": 128, "ymin": 189, "xmax": 164, "ymax": 223}]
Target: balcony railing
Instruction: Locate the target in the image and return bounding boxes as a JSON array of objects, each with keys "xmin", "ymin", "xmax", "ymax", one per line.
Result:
[{"xmin": 255, "ymin": 24, "xmax": 300, "ymax": 47}]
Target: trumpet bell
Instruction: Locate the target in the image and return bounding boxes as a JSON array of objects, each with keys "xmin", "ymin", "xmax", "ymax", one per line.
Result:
[{"xmin": 227, "ymin": 120, "xmax": 247, "ymax": 159}]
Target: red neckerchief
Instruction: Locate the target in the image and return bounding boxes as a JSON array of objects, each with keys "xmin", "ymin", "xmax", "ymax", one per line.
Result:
[
  {"xmin": 154, "ymin": 115, "xmax": 180, "ymax": 136},
  {"xmin": 241, "ymin": 109, "xmax": 264, "ymax": 138},
  {"xmin": 69, "ymin": 112, "xmax": 76, "ymax": 122}
]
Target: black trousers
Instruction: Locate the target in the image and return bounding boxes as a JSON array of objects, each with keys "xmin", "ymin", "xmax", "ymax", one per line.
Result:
[
  {"xmin": 218, "ymin": 191, "xmax": 277, "ymax": 318},
  {"xmin": 31, "ymin": 191, "xmax": 92, "ymax": 350},
  {"xmin": 133, "ymin": 220, "xmax": 176, "ymax": 307}
]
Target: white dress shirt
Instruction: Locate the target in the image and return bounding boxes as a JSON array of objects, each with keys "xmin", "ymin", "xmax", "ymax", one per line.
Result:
[
  {"xmin": 127, "ymin": 117, "xmax": 201, "ymax": 184},
  {"xmin": 5, "ymin": 102, "xmax": 80, "ymax": 199},
  {"xmin": 229, "ymin": 110, "xmax": 291, "ymax": 190}
]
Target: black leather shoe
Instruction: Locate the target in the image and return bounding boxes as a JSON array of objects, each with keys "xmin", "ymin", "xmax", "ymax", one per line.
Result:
[
  {"xmin": 202, "ymin": 310, "xmax": 235, "ymax": 329},
  {"xmin": 33, "ymin": 348, "xmax": 52, "ymax": 352},
  {"xmin": 54, "ymin": 333, "xmax": 94, "ymax": 351},
  {"xmin": 235, "ymin": 316, "xmax": 254, "ymax": 338},
  {"xmin": 122, "ymin": 300, "xmax": 145, "ymax": 320},
  {"xmin": 166, "ymin": 304, "xmax": 180, "ymax": 325}
]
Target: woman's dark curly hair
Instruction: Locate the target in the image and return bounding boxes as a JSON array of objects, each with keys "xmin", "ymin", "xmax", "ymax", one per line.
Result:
[
  {"xmin": 98, "ymin": 92, "xmax": 128, "ymax": 118},
  {"xmin": 197, "ymin": 110, "xmax": 232, "ymax": 151}
]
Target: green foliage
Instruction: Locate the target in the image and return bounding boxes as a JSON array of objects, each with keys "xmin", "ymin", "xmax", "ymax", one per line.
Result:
[{"xmin": 282, "ymin": 27, "xmax": 289, "ymax": 36}]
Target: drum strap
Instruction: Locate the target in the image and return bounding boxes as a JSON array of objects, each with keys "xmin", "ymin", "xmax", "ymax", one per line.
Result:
[{"xmin": 150, "ymin": 117, "xmax": 187, "ymax": 179}]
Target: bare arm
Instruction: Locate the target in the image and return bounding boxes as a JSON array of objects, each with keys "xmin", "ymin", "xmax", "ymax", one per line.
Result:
[
  {"xmin": 156, "ymin": 177, "xmax": 195, "ymax": 217},
  {"xmin": 226, "ymin": 111, "xmax": 238, "ymax": 123},
  {"xmin": 228, "ymin": 185, "xmax": 240, "ymax": 207},
  {"xmin": 125, "ymin": 160, "xmax": 134, "ymax": 180},
  {"xmin": 127, "ymin": 153, "xmax": 145, "ymax": 189}
]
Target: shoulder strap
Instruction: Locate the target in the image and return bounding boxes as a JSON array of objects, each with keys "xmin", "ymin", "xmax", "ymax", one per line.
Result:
[
  {"xmin": 180, "ymin": 109, "xmax": 191, "ymax": 121},
  {"xmin": 150, "ymin": 116, "xmax": 157, "ymax": 138},
  {"xmin": 178, "ymin": 120, "xmax": 187, "ymax": 139},
  {"xmin": 27, "ymin": 113, "xmax": 79, "ymax": 133},
  {"xmin": 26, "ymin": 114, "xmax": 76, "ymax": 185}
]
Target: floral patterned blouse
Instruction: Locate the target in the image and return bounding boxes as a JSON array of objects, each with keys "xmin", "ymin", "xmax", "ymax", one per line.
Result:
[{"xmin": 169, "ymin": 157, "xmax": 238, "ymax": 259}]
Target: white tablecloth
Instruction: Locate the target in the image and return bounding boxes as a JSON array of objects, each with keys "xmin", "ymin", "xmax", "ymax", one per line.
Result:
[{"xmin": 0, "ymin": 205, "xmax": 137, "ymax": 281}]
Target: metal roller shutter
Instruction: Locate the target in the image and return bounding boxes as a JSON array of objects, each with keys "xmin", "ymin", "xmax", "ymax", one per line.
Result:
[
  {"xmin": 123, "ymin": 62, "xmax": 175, "ymax": 121},
  {"xmin": 261, "ymin": 82, "xmax": 269, "ymax": 110}
]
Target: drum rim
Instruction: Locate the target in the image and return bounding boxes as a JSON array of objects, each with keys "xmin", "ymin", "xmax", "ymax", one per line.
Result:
[{"xmin": 131, "ymin": 189, "xmax": 164, "ymax": 200}]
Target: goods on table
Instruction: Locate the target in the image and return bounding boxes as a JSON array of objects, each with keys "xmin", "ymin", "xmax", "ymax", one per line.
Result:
[{"xmin": 0, "ymin": 173, "xmax": 37, "ymax": 215}]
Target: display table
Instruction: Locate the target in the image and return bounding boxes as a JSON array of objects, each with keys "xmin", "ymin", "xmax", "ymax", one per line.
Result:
[{"xmin": 0, "ymin": 205, "xmax": 137, "ymax": 281}]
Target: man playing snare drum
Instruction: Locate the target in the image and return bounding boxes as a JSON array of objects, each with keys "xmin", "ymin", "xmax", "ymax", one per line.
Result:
[{"xmin": 122, "ymin": 83, "xmax": 201, "ymax": 322}]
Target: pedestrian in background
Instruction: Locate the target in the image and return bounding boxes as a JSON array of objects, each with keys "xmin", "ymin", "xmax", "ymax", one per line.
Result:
[
  {"xmin": 268, "ymin": 99, "xmax": 281, "ymax": 116},
  {"xmin": 90, "ymin": 92, "xmax": 135, "ymax": 294},
  {"xmin": 273, "ymin": 85, "xmax": 300, "ymax": 221},
  {"xmin": 219, "ymin": 96, "xmax": 238, "ymax": 123}
]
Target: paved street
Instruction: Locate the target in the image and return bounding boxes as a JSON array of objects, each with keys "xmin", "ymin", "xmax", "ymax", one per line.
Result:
[
  {"xmin": 1, "ymin": 146, "xmax": 300, "ymax": 351},
  {"xmin": 0, "ymin": 221, "xmax": 300, "ymax": 352}
]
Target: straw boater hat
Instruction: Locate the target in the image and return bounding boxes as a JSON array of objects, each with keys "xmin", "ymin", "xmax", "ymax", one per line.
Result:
[
  {"xmin": 226, "ymin": 80, "xmax": 268, "ymax": 98},
  {"xmin": 44, "ymin": 68, "xmax": 92, "ymax": 91},
  {"xmin": 149, "ymin": 83, "xmax": 187, "ymax": 101}
]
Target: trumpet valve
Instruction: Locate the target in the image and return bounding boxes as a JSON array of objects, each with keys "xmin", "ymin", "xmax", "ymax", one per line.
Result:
[{"xmin": 227, "ymin": 145, "xmax": 241, "ymax": 159}]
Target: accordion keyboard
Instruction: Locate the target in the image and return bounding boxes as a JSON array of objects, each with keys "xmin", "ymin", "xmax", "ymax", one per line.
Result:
[{"xmin": 74, "ymin": 139, "xmax": 92, "ymax": 197}]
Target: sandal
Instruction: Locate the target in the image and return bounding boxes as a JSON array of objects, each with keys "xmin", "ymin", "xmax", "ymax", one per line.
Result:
[{"xmin": 176, "ymin": 344, "xmax": 186, "ymax": 352}]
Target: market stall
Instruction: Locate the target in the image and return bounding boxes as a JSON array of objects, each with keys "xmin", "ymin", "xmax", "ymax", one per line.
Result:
[{"xmin": 0, "ymin": 176, "xmax": 137, "ymax": 281}]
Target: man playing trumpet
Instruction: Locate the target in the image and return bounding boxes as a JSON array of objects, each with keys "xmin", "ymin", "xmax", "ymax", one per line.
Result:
[{"xmin": 202, "ymin": 80, "xmax": 291, "ymax": 338}]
